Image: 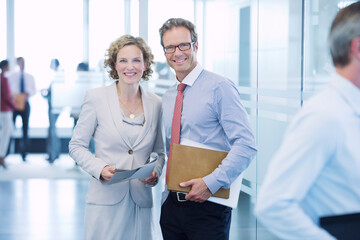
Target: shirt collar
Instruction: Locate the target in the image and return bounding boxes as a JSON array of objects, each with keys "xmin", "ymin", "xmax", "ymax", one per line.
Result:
[
  {"xmin": 331, "ymin": 72, "xmax": 360, "ymax": 116},
  {"xmin": 176, "ymin": 64, "xmax": 203, "ymax": 87}
]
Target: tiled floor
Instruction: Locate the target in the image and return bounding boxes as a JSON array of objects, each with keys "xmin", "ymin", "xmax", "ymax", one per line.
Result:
[{"xmin": 0, "ymin": 154, "xmax": 278, "ymax": 240}]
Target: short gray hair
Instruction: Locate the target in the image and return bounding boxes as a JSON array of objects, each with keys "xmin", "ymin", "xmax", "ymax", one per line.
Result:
[
  {"xmin": 159, "ymin": 18, "xmax": 198, "ymax": 47},
  {"xmin": 328, "ymin": 1, "xmax": 360, "ymax": 67}
]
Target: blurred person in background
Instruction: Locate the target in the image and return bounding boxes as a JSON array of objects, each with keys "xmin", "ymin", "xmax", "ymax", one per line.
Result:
[
  {"xmin": 71, "ymin": 61, "xmax": 90, "ymax": 127},
  {"xmin": 70, "ymin": 61, "xmax": 93, "ymax": 170},
  {"xmin": 8, "ymin": 57, "xmax": 36, "ymax": 161},
  {"xmin": 0, "ymin": 60, "xmax": 17, "ymax": 169},
  {"xmin": 41, "ymin": 58, "xmax": 61, "ymax": 163},
  {"xmin": 76, "ymin": 62, "xmax": 89, "ymax": 72},
  {"xmin": 255, "ymin": 2, "xmax": 360, "ymax": 239}
]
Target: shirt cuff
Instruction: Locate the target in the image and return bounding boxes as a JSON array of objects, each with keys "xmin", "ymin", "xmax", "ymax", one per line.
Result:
[{"xmin": 202, "ymin": 174, "xmax": 222, "ymax": 194}]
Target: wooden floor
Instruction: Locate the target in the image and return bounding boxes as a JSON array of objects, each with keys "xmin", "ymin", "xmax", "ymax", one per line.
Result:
[{"xmin": 0, "ymin": 154, "xmax": 278, "ymax": 240}]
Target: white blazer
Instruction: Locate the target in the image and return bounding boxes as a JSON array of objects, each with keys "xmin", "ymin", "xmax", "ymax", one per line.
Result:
[{"xmin": 69, "ymin": 82, "xmax": 165, "ymax": 208}]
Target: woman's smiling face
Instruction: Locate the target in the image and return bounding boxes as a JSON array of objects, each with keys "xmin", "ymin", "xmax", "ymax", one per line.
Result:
[{"xmin": 115, "ymin": 45, "xmax": 145, "ymax": 85}]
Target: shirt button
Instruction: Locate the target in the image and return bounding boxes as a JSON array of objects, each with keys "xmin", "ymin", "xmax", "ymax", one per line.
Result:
[{"xmin": 128, "ymin": 150, "xmax": 133, "ymax": 155}]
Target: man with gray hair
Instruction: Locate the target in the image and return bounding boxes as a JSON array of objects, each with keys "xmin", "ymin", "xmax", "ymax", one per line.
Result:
[{"xmin": 255, "ymin": 2, "xmax": 360, "ymax": 239}]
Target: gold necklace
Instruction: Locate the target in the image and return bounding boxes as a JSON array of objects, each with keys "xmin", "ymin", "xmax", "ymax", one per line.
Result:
[{"xmin": 118, "ymin": 97, "xmax": 142, "ymax": 119}]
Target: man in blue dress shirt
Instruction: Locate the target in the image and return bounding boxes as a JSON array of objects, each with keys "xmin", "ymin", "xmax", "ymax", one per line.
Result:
[
  {"xmin": 159, "ymin": 18, "xmax": 257, "ymax": 240},
  {"xmin": 255, "ymin": 2, "xmax": 360, "ymax": 239}
]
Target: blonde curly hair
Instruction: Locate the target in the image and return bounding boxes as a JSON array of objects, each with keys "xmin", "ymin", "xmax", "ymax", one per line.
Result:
[{"xmin": 104, "ymin": 35, "xmax": 154, "ymax": 81}]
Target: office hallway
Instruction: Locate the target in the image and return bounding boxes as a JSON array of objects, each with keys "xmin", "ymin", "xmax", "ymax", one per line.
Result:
[{"xmin": 0, "ymin": 154, "xmax": 277, "ymax": 240}]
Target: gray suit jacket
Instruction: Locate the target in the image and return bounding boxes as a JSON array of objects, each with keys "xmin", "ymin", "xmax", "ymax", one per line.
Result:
[{"xmin": 69, "ymin": 82, "xmax": 165, "ymax": 208}]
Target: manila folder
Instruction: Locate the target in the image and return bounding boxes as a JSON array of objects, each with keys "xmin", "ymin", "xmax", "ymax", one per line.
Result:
[{"xmin": 167, "ymin": 143, "xmax": 230, "ymax": 199}]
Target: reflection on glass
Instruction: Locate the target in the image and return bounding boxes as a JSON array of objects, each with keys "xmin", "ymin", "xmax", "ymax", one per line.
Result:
[{"xmin": 303, "ymin": 0, "xmax": 346, "ymax": 96}]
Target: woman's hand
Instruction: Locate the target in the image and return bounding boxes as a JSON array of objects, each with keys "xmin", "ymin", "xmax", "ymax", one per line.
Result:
[
  {"xmin": 140, "ymin": 170, "xmax": 158, "ymax": 185},
  {"xmin": 100, "ymin": 166, "xmax": 116, "ymax": 181}
]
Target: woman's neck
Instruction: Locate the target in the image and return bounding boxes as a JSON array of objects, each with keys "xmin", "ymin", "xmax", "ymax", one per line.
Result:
[{"xmin": 116, "ymin": 81, "xmax": 141, "ymax": 100}]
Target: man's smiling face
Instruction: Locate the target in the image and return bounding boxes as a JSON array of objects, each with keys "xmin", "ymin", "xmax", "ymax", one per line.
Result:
[{"xmin": 162, "ymin": 26, "xmax": 198, "ymax": 82}]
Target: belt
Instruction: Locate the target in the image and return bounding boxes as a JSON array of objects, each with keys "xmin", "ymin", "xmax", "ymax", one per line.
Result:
[{"xmin": 170, "ymin": 191, "xmax": 187, "ymax": 202}]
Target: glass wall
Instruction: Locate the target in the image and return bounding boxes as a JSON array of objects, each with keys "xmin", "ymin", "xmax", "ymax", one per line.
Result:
[
  {"xmin": 256, "ymin": 0, "xmax": 303, "ymax": 238},
  {"xmin": 200, "ymin": 1, "xmax": 259, "ymax": 239},
  {"xmin": 303, "ymin": 0, "xmax": 343, "ymax": 98},
  {"xmin": 1, "ymin": 0, "xmax": 353, "ymax": 239}
]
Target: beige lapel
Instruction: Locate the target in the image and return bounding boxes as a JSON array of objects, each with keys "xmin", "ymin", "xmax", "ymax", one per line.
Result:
[
  {"xmin": 132, "ymin": 84, "xmax": 153, "ymax": 148},
  {"xmin": 106, "ymin": 82, "xmax": 132, "ymax": 148}
]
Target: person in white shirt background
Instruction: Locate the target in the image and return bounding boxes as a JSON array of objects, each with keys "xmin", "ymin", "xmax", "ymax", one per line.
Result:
[
  {"xmin": 8, "ymin": 57, "xmax": 36, "ymax": 162},
  {"xmin": 41, "ymin": 58, "xmax": 62, "ymax": 163},
  {"xmin": 255, "ymin": 2, "xmax": 360, "ymax": 240}
]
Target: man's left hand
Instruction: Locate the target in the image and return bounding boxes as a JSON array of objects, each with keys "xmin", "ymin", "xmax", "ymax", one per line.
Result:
[{"xmin": 180, "ymin": 178, "xmax": 212, "ymax": 203}]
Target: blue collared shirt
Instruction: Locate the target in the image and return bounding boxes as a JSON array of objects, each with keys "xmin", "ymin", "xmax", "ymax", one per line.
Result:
[
  {"xmin": 255, "ymin": 72, "xmax": 360, "ymax": 239},
  {"xmin": 162, "ymin": 64, "xmax": 257, "ymax": 194}
]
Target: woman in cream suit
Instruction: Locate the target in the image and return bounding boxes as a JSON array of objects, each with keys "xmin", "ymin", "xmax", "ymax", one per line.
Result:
[{"xmin": 69, "ymin": 35, "xmax": 165, "ymax": 240}]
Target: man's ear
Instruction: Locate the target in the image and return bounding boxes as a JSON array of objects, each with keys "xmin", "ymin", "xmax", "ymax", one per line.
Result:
[
  {"xmin": 193, "ymin": 41, "xmax": 199, "ymax": 53},
  {"xmin": 350, "ymin": 36, "xmax": 360, "ymax": 62}
]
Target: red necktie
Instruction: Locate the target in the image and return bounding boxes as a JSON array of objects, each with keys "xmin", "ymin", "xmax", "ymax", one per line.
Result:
[{"xmin": 166, "ymin": 83, "xmax": 187, "ymax": 183}]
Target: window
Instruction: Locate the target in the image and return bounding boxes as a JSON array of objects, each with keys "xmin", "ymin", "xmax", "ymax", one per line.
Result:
[
  {"xmin": 0, "ymin": 0, "xmax": 7, "ymax": 61},
  {"xmin": 89, "ymin": 0, "xmax": 125, "ymax": 69},
  {"xmin": 14, "ymin": 0, "xmax": 83, "ymax": 129},
  {"xmin": 148, "ymin": 0, "xmax": 194, "ymax": 67}
]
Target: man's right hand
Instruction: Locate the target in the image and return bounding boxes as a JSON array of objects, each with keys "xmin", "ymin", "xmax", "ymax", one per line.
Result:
[{"xmin": 180, "ymin": 178, "xmax": 212, "ymax": 203}]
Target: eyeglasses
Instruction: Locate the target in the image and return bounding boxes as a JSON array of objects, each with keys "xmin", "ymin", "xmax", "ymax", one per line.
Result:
[{"xmin": 163, "ymin": 42, "xmax": 195, "ymax": 54}]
